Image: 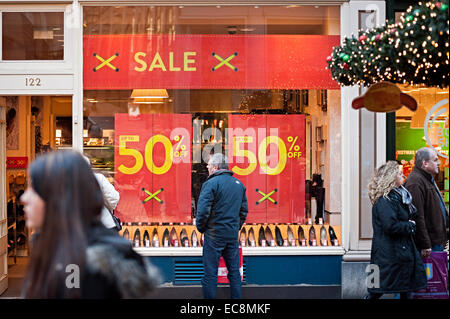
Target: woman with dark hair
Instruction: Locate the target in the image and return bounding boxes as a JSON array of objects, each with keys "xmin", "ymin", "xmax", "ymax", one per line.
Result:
[
  {"xmin": 365, "ymin": 161, "xmax": 427, "ymax": 299},
  {"xmin": 20, "ymin": 150, "xmax": 159, "ymax": 298}
]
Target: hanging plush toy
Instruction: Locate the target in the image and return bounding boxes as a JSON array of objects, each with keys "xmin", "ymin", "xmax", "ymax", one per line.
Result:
[{"xmin": 352, "ymin": 81, "xmax": 418, "ymax": 113}]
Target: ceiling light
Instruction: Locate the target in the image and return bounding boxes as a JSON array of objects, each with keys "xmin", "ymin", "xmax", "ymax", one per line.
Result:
[
  {"xmin": 131, "ymin": 89, "xmax": 169, "ymax": 99},
  {"xmin": 132, "ymin": 98, "xmax": 165, "ymax": 104}
]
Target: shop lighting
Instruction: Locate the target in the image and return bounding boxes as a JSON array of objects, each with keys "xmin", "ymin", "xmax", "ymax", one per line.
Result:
[
  {"xmin": 131, "ymin": 89, "xmax": 169, "ymax": 99},
  {"xmin": 132, "ymin": 98, "xmax": 165, "ymax": 104}
]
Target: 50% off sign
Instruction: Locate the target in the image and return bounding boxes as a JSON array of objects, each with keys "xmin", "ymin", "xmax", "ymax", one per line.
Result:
[{"xmin": 118, "ymin": 132, "xmax": 190, "ymax": 175}]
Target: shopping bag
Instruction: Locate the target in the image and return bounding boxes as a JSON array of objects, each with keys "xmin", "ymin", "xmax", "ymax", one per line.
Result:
[
  {"xmin": 411, "ymin": 251, "xmax": 449, "ymax": 299},
  {"xmin": 217, "ymin": 247, "xmax": 243, "ymax": 283}
]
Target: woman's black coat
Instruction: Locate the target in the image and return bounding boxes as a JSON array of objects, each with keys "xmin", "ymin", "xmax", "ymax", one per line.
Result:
[{"xmin": 369, "ymin": 190, "xmax": 427, "ymax": 294}]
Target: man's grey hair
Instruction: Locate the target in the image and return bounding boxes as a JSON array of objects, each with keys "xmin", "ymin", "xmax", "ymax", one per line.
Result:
[
  {"xmin": 209, "ymin": 153, "xmax": 228, "ymax": 170},
  {"xmin": 415, "ymin": 147, "xmax": 436, "ymax": 169}
]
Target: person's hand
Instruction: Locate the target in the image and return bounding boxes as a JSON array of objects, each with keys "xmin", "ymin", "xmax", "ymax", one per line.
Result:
[{"xmin": 421, "ymin": 248, "xmax": 431, "ymax": 258}]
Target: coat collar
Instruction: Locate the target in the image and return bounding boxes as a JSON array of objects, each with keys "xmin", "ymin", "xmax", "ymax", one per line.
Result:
[
  {"xmin": 412, "ymin": 166, "xmax": 434, "ymax": 183},
  {"xmin": 207, "ymin": 169, "xmax": 234, "ymax": 180}
]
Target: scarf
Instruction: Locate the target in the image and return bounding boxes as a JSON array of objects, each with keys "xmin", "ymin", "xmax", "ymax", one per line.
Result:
[{"xmin": 393, "ymin": 185, "xmax": 417, "ymax": 219}]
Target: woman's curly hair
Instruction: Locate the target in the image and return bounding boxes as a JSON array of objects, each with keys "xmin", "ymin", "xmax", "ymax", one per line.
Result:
[{"xmin": 367, "ymin": 161, "xmax": 400, "ymax": 204}]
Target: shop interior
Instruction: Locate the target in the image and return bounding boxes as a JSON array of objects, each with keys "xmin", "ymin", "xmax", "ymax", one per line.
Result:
[
  {"xmin": 4, "ymin": 95, "xmax": 72, "ymax": 290},
  {"xmin": 82, "ymin": 4, "xmax": 343, "ymax": 249}
]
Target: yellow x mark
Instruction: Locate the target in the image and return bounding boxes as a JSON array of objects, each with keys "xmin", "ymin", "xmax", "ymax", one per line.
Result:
[
  {"xmin": 93, "ymin": 52, "xmax": 119, "ymax": 72},
  {"xmin": 142, "ymin": 187, "xmax": 164, "ymax": 204},
  {"xmin": 212, "ymin": 52, "xmax": 238, "ymax": 71},
  {"xmin": 256, "ymin": 188, "xmax": 278, "ymax": 205}
]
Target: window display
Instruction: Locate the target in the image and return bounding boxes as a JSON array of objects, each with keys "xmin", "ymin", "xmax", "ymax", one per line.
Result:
[{"xmin": 83, "ymin": 5, "xmax": 342, "ymax": 248}]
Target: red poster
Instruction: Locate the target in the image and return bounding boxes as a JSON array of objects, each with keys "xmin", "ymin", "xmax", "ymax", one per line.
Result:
[
  {"xmin": 6, "ymin": 157, "xmax": 28, "ymax": 169},
  {"xmin": 114, "ymin": 114, "xmax": 192, "ymax": 223},
  {"xmin": 228, "ymin": 115, "xmax": 305, "ymax": 224},
  {"xmin": 84, "ymin": 34, "xmax": 339, "ymax": 90}
]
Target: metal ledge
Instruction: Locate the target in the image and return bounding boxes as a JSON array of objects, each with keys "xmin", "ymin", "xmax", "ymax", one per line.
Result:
[
  {"xmin": 134, "ymin": 246, "xmax": 345, "ymax": 257},
  {"xmin": 342, "ymin": 250, "xmax": 371, "ymax": 262}
]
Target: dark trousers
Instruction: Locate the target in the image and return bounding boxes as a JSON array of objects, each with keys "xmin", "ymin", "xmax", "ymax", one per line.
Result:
[{"xmin": 202, "ymin": 235, "xmax": 241, "ymax": 299}]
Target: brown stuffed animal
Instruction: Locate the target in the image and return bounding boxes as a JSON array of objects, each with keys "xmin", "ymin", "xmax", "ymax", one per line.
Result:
[{"xmin": 352, "ymin": 81, "xmax": 418, "ymax": 112}]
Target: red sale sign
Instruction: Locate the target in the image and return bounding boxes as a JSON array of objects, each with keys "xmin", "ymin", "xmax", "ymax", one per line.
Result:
[
  {"xmin": 114, "ymin": 114, "xmax": 192, "ymax": 223},
  {"xmin": 84, "ymin": 34, "xmax": 339, "ymax": 90},
  {"xmin": 228, "ymin": 115, "xmax": 305, "ymax": 223}
]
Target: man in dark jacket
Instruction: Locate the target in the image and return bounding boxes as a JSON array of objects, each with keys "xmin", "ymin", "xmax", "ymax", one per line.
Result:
[
  {"xmin": 196, "ymin": 153, "xmax": 248, "ymax": 299},
  {"xmin": 404, "ymin": 147, "xmax": 449, "ymax": 258}
]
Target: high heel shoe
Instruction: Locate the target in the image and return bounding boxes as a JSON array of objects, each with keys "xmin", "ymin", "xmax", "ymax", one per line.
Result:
[
  {"xmin": 275, "ymin": 226, "xmax": 284, "ymax": 246},
  {"xmin": 265, "ymin": 226, "xmax": 275, "ymax": 247},
  {"xmin": 191, "ymin": 230, "xmax": 199, "ymax": 247},
  {"xmin": 239, "ymin": 228, "xmax": 247, "ymax": 247},
  {"xmin": 170, "ymin": 228, "xmax": 179, "ymax": 247},
  {"xmin": 180, "ymin": 228, "xmax": 189, "ymax": 247},
  {"xmin": 152, "ymin": 228, "xmax": 160, "ymax": 247},
  {"xmin": 162, "ymin": 228, "xmax": 170, "ymax": 247},
  {"xmin": 328, "ymin": 226, "xmax": 339, "ymax": 246},
  {"xmin": 309, "ymin": 226, "xmax": 317, "ymax": 246},
  {"xmin": 122, "ymin": 228, "xmax": 130, "ymax": 241},
  {"xmin": 143, "ymin": 230, "xmax": 150, "ymax": 247},
  {"xmin": 320, "ymin": 226, "xmax": 328, "ymax": 246},
  {"xmin": 248, "ymin": 228, "xmax": 256, "ymax": 247},
  {"xmin": 287, "ymin": 226, "xmax": 296, "ymax": 246},
  {"xmin": 133, "ymin": 229, "xmax": 141, "ymax": 247},
  {"xmin": 298, "ymin": 226, "xmax": 306, "ymax": 246},
  {"xmin": 258, "ymin": 226, "xmax": 266, "ymax": 246}
]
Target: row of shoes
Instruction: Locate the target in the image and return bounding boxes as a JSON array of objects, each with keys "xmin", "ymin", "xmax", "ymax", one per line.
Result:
[
  {"xmin": 123, "ymin": 227, "xmax": 204, "ymax": 248},
  {"xmin": 121, "ymin": 225, "xmax": 340, "ymax": 247},
  {"xmin": 239, "ymin": 225, "xmax": 339, "ymax": 247}
]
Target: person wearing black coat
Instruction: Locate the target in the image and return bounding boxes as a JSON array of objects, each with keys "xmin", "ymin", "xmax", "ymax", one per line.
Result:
[
  {"xmin": 20, "ymin": 150, "xmax": 160, "ymax": 298},
  {"xmin": 365, "ymin": 161, "xmax": 427, "ymax": 299},
  {"xmin": 196, "ymin": 153, "xmax": 248, "ymax": 299}
]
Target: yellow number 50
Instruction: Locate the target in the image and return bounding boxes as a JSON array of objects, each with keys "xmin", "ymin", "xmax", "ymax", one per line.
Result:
[
  {"xmin": 118, "ymin": 135, "xmax": 144, "ymax": 175},
  {"xmin": 118, "ymin": 134, "xmax": 173, "ymax": 175}
]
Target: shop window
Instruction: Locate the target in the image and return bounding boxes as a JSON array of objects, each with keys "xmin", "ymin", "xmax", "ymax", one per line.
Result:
[
  {"xmin": 395, "ymin": 86, "xmax": 449, "ymax": 202},
  {"xmin": 2, "ymin": 12, "xmax": 64, "ymax": 60},
  {"xmin": 83, "ymin": 5, "xmax": 342, "ymax": 249}
]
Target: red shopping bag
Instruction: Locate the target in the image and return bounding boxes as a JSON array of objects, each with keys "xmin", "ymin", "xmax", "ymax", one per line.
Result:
[
  {"xmin": 217, "ymin": 247, "xmax": 243, "ymax": 283},
  {"xmin": 411, "ymin": 251, "xmax": 449, "ymax": 299}
]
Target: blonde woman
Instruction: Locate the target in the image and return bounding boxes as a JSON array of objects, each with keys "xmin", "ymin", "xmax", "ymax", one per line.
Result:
[{"xmin": 365, "ymin": 161, "xmax": 427, "ymax": 299}]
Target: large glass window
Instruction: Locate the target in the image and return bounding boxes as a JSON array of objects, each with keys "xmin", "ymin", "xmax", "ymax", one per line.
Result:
[
  {"xmin": 83, "ymin": 5, "xmax": 342, "ymax": 249},
  {"xmin": 2, "ymin": 12, "xmax": 64, "ymax": 60},
  {"xmin": 396, "ymin": 86, "xmax": 449, "ymax": 204}
]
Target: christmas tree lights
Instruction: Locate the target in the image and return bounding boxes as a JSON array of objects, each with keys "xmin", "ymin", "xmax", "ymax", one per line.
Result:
[{"xmin": 326, "ymin": 0, "xmax": 449, "ymax": 88}]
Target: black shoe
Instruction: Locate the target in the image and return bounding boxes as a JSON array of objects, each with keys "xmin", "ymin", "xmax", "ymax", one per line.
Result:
[
  {"xmin": 328, "ymin": 226, "xmax": 339, "ymax": 246},
  {"xmin": 143, "ymin": 230, "xmax": 150, "ymax": 247},
  {"xmin": 258, "ymin": 226, "xmax": 266, "ymax": 246},
  {"xmin": 248, "ymin": 228, "xmax": 256, "ymax": 247},
  {"xmin": 133, "ymin": 229, "xmax": 141, "ymax": 247},
  {"xmin": 298, "ymin": 226, "xmax": 306, "ymax": 246},
  {"xmin": 275, "ymin": 226, "xmax": 284, "ymax": 246},
  {"xmin": 162, "ymin": 228, "xmax": 170, "ymax": 247}
]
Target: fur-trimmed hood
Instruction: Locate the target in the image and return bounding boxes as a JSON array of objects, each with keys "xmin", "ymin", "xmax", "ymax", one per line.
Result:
[{"xmin": 86, "ymin": 225, "xmax": 161, "ymax": 299}]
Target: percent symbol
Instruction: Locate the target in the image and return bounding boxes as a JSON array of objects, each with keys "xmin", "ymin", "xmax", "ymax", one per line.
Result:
[
  {"xmin": 287, "ymin": 136, "xmax": 300, "ymax": 152},
  {"xmin": 174, "ymin": 135, "xmax": 186, "ymax": 150}
]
